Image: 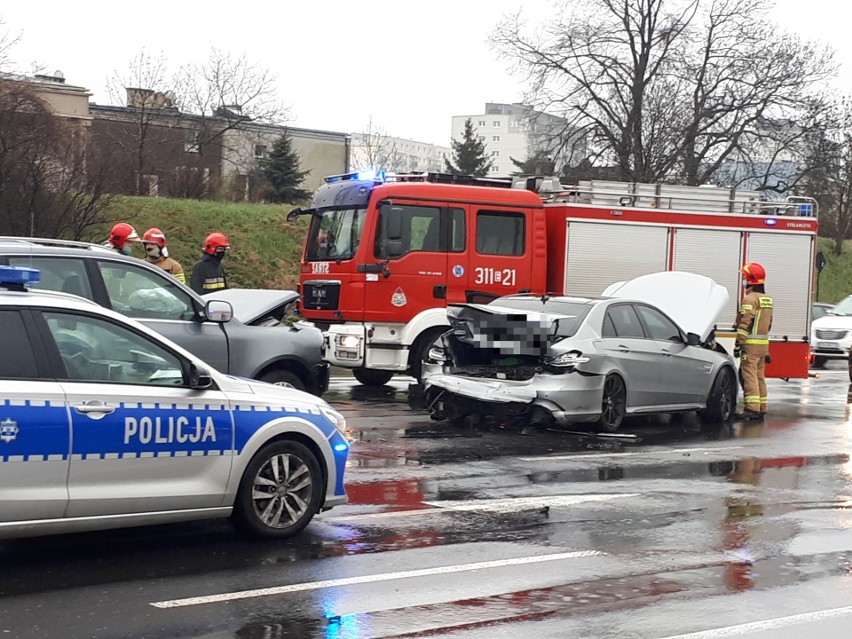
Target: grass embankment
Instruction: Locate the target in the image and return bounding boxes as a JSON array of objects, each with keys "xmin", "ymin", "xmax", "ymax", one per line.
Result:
[
  {"xmin": 95, "ymin": 197, "xmax": 852, "ymax": 301},
  {"xmin": 816, "ymin": 238, "xmax": 852, "ymax": 304},
  {"xmin": 94, "ymin": 197, "xmax": 308, "ymax": 289}
]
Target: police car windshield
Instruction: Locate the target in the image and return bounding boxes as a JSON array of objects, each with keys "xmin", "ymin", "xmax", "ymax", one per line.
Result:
[{"xmin": 306, "ymin": 208, "xmax": 365, "ymax": 262}]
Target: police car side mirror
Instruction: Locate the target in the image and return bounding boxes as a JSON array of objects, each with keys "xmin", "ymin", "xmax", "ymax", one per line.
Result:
[
  {"xmin": 205, "ymin": 300, "xmax": 233, "ymax": 323},
  {"xmin": 189, "ymin": 363, "xmax": 213, "ymax": 390}
]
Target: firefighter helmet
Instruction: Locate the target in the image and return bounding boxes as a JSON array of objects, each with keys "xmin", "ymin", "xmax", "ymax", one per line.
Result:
[
  {"xmin": 142, "ymin": 227, "xmax": 167, "ymax": 248},
  {"xmin": 741, "ymin": 262, "xmax": 766, "ymax": 286},
  {"xmin": 108, "ymin": 222, "xmax": 139, "ymax": 248},
  {"xmin": 203, "ymin": 232, "xmax": 230, "ymax": 255}
]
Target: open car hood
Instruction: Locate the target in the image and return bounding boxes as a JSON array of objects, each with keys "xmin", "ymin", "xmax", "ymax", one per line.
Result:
[
  {"xmin": 602, "ymin": 271, "xmax": 729, "ymax": 341},
  {"xmin": 447, "ymin": 303, "xmax": 572, "ymax": 356},
  {"xmin": 206, "ymin": 288, "xmax": 298, "ymax": 325}
]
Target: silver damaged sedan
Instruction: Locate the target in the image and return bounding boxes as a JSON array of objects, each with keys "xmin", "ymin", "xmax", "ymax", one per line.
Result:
[{"xmin": 422, "ymin": 272, "xmax": 737, "ymax": 432}]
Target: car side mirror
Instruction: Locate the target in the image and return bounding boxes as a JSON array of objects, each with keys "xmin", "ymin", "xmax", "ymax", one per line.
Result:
[
  {"xmin": 686, "ymin": 332, "xmax": 701, "ymax": 346},
  {"xmin": 286, "ymin": 207, "xmax": 302, "ymax": 222},
  {"xmin": 205, "ymin": 299, "xmax": 233, "ymax": 323},
  {"xmin": 189, "ymin": 363, "xmax": 213, "ymax": 390}
]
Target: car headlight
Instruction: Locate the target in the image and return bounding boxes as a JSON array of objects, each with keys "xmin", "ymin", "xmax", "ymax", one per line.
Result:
[
  {"xmin": 427, "ymin": 345, "xmax": 449, "ymax": 363},
  {"xmin": 320, "ymin": 407, "xmax": 347, "ymax": 435},
  {"xmin": 546, "ymin": 351, "xmax": 590, "ymax": 368}
]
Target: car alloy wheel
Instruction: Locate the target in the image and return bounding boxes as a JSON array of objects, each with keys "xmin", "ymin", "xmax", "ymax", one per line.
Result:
[
  {"xmin": 231, "ymin": 440, "xmax": 323, "ymax": 538},
  {"xmin": 597, "ymin": 374, "xmax": 626, "ymax": 432}
]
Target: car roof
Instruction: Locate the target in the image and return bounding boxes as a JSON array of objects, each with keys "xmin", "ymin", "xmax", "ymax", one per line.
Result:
[
  {"xmin": 497, "ymin": 294, "xmax": 603, "ymax": 305},
  {"xmin": 0, "ymin": 236, "xmax": 116, "ymax": 255},
  {"xmin": 0, "ymin": 286, "xmax": 101, "ymax": 310}
]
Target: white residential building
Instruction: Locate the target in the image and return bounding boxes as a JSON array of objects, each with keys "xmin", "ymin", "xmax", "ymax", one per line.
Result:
[
  {"xmin": 350, "ymin": 133, "xmax": 451, "ymax": 174},
  {"xmin": 451, "ymin": 103, "xmax": 582, "ymax": 176}
]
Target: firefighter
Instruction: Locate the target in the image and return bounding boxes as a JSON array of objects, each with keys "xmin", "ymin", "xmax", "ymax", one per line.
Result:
[
  {"xmin": 104, "ymin": 222, "xmax": 140, "ymax": 255},
  {"xmin": 734, "ymin": 262, "xmax": 773, "ymax": 421},
  {"xmin": 190, "ymin": 232, "xmax": 229, "ymax": 295},
  {"xmin": 142, "ymin": 228, "xmax": 186, "ymax": 283}
]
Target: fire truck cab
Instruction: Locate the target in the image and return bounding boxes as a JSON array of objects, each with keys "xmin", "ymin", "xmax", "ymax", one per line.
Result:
[{"xmin": 292, "ymin": 172, "xmax": 817, "ymax": 386}]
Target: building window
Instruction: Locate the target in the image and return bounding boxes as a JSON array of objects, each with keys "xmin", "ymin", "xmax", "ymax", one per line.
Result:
[
  {"xmin": 491, "ymin": 166, "xmax": 500, "ymax": 173},
  {"xmin": 478, "ymin": 120, "xmax": 486, "ymax": 127},
  {"xmin": 510, "ymin": 120, "xmax": 520, "ymax": 128},
  {"xmin": 184, "ymin": 130, "xmax": 199, "ymax": 154},
  {"xmin": 478, "ymin": 135, "xmax": 485, "ymax": 142},
  {"xmin": 491, "ymin": 150, "xmax": 500, "ymax": 157},
  {"xmin": 493, "ymin": 121, "xmax": 500, "ymax": 127},
  {"xmin": 492, "ymin": 135, "xmax": 500, "ymax": 142},
  {"xmin": 254, "ymin": 144, "xmax": 268, "ymax": 159}
]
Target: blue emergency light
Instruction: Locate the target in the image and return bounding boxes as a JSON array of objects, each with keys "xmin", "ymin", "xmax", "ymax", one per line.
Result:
[
  {"xmin": 0, "ymin": 265, "xmax": 40, "ymax": 289},
  {"xmin": 763, "ymin": 218, "xmax": 778, "ymax": 226}
]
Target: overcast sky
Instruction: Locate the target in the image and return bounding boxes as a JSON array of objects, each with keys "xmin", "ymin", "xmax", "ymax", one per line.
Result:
[{"xmin": 3, "ymin": 0, "xmax": 851, "ymax": 147}]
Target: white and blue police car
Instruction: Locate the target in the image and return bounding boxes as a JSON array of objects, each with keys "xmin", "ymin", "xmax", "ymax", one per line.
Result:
[{"xmin": 0, "ymin": 266, "xmax": 349, "ymax": 539}]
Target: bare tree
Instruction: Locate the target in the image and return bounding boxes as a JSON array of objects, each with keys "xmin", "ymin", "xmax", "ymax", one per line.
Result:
[
  {"xmin": 0, "ymin": 79, "xmax": 112, "ymax": 239},
  {"xmin": 0, "ymin": 16, "xmax": 20, "ymax": 71},
  {"xmin": 801, "ymin": 98, "xmax": 852, "ymax": 255},
  {"xmin": 174, "ymin": 48, "xmax": 288, "ymax": 154},
  {"xmin": 492, "ymin": 0, "xmax": 835, "ymax": 185},
  {"xmin": 105, "ymin": 49, "xmax": 179, "ymax": 195},
  {"xmin": 351, "ymin": 116, "xmax": 391, "ymax": 171}
]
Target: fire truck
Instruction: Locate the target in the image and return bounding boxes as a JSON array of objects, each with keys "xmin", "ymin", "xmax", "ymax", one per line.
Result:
[{"xmin": 289, "ymin": 172, "xmax": 818, "ymax": 386}]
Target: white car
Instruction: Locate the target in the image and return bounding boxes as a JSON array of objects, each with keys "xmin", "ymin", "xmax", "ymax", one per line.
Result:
[
  {"xmin": 0, "ymin": 266, "xmax": 349, "ymax": 540},
  {"xmin": 810, "ymin": 296, "xmax": 852, "ymax": 367}
]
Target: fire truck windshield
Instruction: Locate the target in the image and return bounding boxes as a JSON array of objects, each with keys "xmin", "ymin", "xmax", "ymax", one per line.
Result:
[{"xmin": 306, "ymin": 208, "xmax": 365, "ymax": 262}]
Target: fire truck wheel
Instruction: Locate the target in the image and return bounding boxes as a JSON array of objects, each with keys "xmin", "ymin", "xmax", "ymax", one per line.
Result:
[
  {"xmin": 595, "ymin": 374, "xmax": 626, "ymax": 433},
  {"xmin": 700, "ymin": 366, "xmax": 736, "ymax": 426},
  {"xmin": 353, "ymin": 368, "xmax": 394, "ymax": 387},
  {"xmin": 848, "ymin": 356, "xmax": 852, "ymax": 383}
]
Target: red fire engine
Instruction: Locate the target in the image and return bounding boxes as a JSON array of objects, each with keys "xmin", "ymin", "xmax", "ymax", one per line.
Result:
[{"xmin": 290, "ymin": 172, "xmax": 817, "ymax": 386}]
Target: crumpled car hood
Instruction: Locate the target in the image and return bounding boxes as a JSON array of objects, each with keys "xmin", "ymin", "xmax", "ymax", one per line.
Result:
[{"xmin": 602, "ymin": 271, "xmax": 729, "ymax": 341}]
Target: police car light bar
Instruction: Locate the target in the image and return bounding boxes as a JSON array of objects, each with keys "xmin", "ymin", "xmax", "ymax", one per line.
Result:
[{"xmin": 0, "ymin": 265, "xmax": 40, "ymax": 290}]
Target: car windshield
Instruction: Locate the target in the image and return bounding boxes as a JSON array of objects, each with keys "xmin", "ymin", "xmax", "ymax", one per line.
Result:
[
  {"xmin": 831, "ymin": 297, "xmax": 852, "ymax": 316},
  {"xmin": 306, "ymin": 208, "xmax": 365, "ymax": 261},
  {"xmin": 490, "ymin": 298, "xmax": 593, "ymax": 338}
]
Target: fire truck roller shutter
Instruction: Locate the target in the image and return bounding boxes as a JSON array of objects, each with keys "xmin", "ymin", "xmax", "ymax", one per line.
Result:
[
  {"xmin": 564, "ymin": 222, "xmax": 668, "ymax": 296},
  {"xmin": 672, "ymin": 229, "xmax": 742, "ymax": 322},
  {"xmin": 746, "ymin": 232, "xmax": 813, "ymax": 340}
]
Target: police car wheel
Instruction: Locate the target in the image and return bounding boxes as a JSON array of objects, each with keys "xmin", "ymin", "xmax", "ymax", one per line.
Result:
[
  {"xmin": 232, "ymin": 440, "xmax": 323, "ymax": 538},
  {"xmin": 259, "ymin": 369, "xmax": 306, "ymax": 392}
]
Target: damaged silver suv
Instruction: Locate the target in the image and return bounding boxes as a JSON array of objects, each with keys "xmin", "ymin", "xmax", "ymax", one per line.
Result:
[{"xmin": 422, "ymin": 272, "xmax": 737, "ymax": 432}]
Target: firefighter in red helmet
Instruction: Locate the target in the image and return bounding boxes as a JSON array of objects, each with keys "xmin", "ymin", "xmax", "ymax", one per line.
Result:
[
  {"xmin": 734, "ymin": 262, "xmax": 773, "ymax": 421},
  {"xmin": 104, "ymin": 222, "xmax": 140, "ymax": 255},
  {"xmin": 142, "ymin": 228, "xmax": 185, "ymax": 284},
  {"xmin": 189, "ymin": 232, "xmax": 230, "ymax": 295}
]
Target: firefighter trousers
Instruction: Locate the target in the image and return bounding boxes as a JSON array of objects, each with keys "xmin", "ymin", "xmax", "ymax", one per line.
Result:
[{"xmin": 740, "ymin": 344, "xmax": 768, "ymax": 413}]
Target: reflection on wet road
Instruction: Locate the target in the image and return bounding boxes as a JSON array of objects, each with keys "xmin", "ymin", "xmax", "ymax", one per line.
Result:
[{"xmin": 2, "ymin": 367, "xmax": 852, "ymax": 638}]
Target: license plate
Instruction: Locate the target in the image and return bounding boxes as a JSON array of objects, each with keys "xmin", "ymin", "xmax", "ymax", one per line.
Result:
[{"xmin": 817, "ymin": 341, "xmax": 837, "ymax": 349}]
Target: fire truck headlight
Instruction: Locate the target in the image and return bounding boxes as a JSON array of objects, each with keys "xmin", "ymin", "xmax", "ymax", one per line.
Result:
[{"xmin": 338, "ymin": 334, "xmax": 361, "ymax": 349}]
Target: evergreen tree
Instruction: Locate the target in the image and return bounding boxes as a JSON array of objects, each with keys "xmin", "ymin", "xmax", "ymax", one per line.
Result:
[
  {"xmin": 259, "ymin": 133, "xmax": 311, "ymax": 202},
  {"xmin": 510, "ymin": 151, "xmax": 555, "ymax": 176},
  {"xmin": 444, "ymin": 118, "xmax": 493, "ymax": 176}
]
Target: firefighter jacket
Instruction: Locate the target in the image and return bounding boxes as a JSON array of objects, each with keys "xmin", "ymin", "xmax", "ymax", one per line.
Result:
[
  {"xmin": 189, "ymin": 254, "xmax": 228, "ymax": 295},
  {"xmin": 735, "ymin": 290, "xmax": 773, "ymax": 348},
  {"xmin": 145, "ymin": 256, "xmax": 186, "ymax": 284}
]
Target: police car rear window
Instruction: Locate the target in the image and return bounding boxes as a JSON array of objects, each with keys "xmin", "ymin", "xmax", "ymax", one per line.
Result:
[{"xmin": 0, "ymin": 310, "xmax": 39, "ymax": 379}]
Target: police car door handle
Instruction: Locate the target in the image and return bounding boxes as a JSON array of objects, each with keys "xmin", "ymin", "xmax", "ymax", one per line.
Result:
[{"xmin": 73, "ymin": 401, "xmax": 116, "ymax": 416}]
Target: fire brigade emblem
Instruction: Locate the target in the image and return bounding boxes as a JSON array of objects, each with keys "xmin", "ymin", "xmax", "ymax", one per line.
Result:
[
  {"xmin": 391, "ymin": 287, "xmax": 408, "ymax": 307},
  {"xmin": 0, "ymin": 418, "xmax": 19, "ymax": 444},
  {"xmin": 452, "ymin": 264, "xmax": 464, "ymax": 278}
]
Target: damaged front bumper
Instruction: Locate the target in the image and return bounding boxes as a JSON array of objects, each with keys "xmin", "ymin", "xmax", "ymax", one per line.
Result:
[{"xmin": 423, "ymin": 368, "xmax": 605, "ymax": 427}]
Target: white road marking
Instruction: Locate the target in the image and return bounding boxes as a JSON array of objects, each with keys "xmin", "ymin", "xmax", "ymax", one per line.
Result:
[
  {"xmin": 324, "ymin": 493, "xmax": 637, "ymax": 522},
  {"xmin": 521, "ymin": 446, "xmax": 745, "ymax": 462},
  {"xmin": 659, "ymin": 605, "xmax": 852, "ymax": 638},
  {"xmin": 149, "ymin": 550, "xmax": 603, "ymax": 609}
]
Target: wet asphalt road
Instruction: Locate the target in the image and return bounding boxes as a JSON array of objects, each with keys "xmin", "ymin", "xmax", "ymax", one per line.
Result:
[{"xmin": 2, "ymin": 365, "xmax": 852, "ymax": 638}]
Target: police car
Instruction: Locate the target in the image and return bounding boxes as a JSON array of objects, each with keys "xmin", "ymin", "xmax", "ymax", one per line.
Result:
[{"xmin": 0, "ymin": 266, "xmax": 349, "ymax": 539}]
